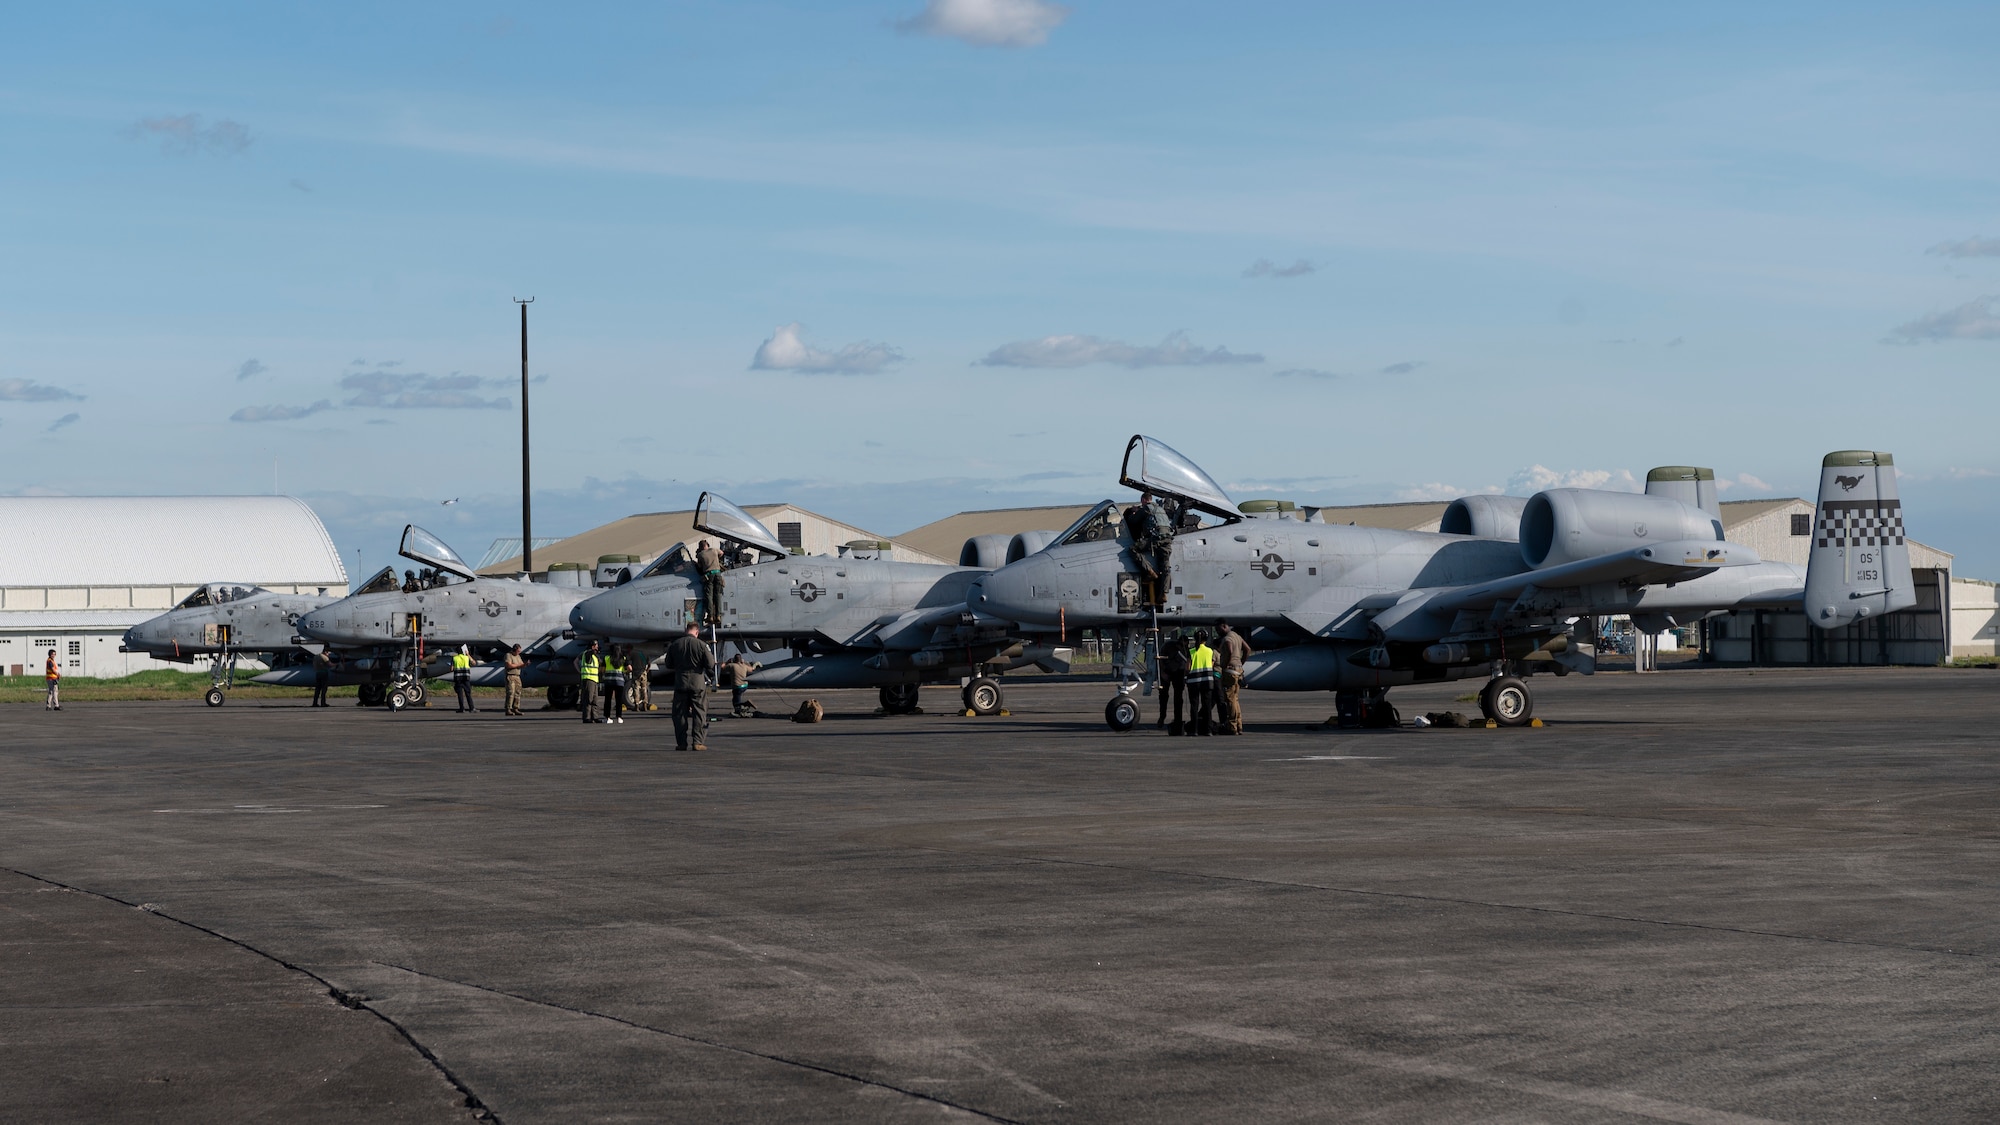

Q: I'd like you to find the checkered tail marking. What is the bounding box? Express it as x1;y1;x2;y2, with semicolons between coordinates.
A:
1815;499;1905;548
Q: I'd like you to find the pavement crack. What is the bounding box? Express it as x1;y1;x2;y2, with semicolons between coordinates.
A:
6;868;498;1124
374;959;1027;1124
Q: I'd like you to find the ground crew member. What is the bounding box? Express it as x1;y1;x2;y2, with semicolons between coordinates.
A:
603;647;628;724
1185;630;1216;736
579;641;604;723
44;648;61;711
1156;631;1188;734
664;621;714;751
451;645;476;712
310;649;333;708
719;653;759;717
502;645;526;717
1215;619;1254;735
1124;494;1162;606
627;652;650;712
695;539;725;625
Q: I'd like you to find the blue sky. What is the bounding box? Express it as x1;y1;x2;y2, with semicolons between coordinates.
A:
4;1;1997;579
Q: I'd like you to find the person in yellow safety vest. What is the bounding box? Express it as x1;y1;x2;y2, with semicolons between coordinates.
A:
451;645;477;713
45;648;62;711
1185;630;1217;737
578;640;604;724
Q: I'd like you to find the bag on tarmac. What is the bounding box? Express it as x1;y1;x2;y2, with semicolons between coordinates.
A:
1426;711;1474;728
792;699;824;724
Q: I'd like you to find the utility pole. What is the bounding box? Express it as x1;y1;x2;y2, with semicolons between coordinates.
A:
515;297;535;574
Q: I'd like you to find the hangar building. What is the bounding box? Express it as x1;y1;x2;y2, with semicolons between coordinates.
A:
894;496;1967;666
478;503;949;577
0;496;349;678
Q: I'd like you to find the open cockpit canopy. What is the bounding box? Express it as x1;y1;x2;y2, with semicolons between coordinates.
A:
176;582;268;609
399;525;477;581
694;493;789;559
1118;435;1238;521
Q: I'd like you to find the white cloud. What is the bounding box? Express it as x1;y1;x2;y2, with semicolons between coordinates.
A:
1712;472;1771;493
0;378;83;402
1394;481;1479;502
124;114;251;156
236;358;268;381
1927;237;2000;259
341;368;510;409
750;323;904;375
895;0;1068;47
1242;258;1315;279
231;400;334;423
977;331;1262;369
1508;465;1641;493
1888;295;2000;342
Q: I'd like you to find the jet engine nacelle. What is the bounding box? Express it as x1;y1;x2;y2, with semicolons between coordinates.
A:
960;534;1013;570
1006;530;1059;563
1439;495;1530;541
1520;489;1723;569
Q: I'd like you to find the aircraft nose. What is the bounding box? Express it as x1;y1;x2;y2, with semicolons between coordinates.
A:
570;588;623;635
974;556;1056;625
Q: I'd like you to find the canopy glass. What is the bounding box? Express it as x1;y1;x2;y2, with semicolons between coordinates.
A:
1118;435;1237;518
694;492;789;558
399;524;476;579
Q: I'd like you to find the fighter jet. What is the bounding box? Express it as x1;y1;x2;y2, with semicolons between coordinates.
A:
119;570;399;706
295;524;604;710
972;436;1914;730
569;493;1069;715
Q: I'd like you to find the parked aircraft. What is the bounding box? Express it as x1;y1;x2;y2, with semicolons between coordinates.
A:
971;437;1913;730
295;525;601;710
119;570;399;706
568;493;1069;714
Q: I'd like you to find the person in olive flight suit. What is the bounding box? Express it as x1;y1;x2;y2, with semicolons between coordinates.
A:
695;539;725;626
664;622;715;751
1156;631;1189;734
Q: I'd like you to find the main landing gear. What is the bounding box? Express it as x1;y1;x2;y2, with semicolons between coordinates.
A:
962;677;1003;716
1477;675;1534;727
879;683;922;714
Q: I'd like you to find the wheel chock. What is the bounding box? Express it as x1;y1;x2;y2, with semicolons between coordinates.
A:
1529;718;1545;728
1483;719;1497;728
958;709;1013;718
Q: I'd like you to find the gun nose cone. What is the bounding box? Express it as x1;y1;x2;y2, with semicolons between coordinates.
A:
977;556;1054;625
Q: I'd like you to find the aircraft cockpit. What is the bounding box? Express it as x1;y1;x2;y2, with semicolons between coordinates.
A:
1053;501;1128;547
635;543;700;581
353;566;402;595
176;583;268;609
398;524;478;588
692;491;791;566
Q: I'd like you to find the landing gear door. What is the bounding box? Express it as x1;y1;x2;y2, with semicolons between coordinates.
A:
1118;435;1239;522
694;493;789;558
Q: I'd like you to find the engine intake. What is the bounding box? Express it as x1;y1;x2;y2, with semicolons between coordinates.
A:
1519;489;1723;569
1440;495;1529;541
959;534;1013;569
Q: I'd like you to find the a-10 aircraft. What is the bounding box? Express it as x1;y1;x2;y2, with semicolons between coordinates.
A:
973;436;1914;730
569;493;1069;714
118;572;403;706
292;525;603;710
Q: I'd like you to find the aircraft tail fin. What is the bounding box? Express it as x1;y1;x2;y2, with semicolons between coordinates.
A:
1802;451;1915;630
1644;466;1720;516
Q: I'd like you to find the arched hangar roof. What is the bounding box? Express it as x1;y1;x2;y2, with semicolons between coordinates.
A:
0;496;349;588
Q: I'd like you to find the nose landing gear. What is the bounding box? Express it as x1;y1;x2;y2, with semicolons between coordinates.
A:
1478;674;1534;727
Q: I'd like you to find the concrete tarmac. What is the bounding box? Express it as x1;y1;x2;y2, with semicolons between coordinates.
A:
2;668;1997;1123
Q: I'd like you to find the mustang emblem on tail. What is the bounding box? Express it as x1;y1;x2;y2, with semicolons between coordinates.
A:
1835;474;1864;491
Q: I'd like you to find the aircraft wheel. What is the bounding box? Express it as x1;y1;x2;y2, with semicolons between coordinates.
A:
1104;695;1140;732
965;677;1003;716
203;687;226;708
387;689;409;712
879;684;920;713
407;680;427;705
1487;676;1533;727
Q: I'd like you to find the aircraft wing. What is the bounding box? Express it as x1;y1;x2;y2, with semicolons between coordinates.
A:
1427;539;1760;615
